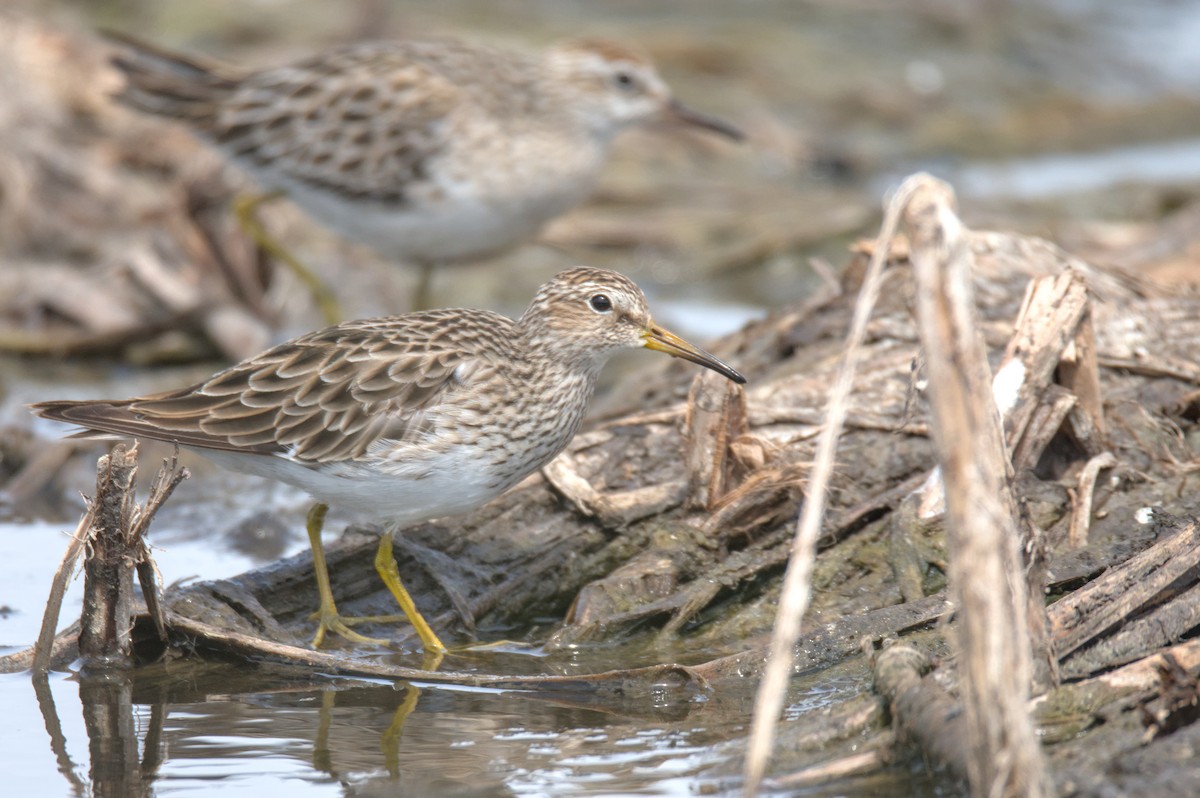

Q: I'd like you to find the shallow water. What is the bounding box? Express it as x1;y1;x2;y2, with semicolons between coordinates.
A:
5;665;915;798
883;137;1200;203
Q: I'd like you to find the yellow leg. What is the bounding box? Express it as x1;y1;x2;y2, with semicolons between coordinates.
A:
233;191;342;325
375;534;448;654
306;503;389;648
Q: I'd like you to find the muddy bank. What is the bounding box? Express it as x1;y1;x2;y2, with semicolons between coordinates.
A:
8;179;1200;793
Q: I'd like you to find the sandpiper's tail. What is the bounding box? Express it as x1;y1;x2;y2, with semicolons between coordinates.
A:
31;397;217;452
104;30;237;126
32;398;152;441
32;386;289;456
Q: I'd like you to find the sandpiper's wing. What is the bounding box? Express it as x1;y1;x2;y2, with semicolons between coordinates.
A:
107;34;467;204
31;311;506;464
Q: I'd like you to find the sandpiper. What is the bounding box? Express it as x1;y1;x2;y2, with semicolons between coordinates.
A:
107;33;744;314
32;267;746;651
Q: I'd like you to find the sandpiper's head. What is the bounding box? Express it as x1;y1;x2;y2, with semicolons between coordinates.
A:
544;39;743;142
520;267;745;383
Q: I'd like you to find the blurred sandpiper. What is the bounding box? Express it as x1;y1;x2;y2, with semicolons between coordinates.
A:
107;33;744;314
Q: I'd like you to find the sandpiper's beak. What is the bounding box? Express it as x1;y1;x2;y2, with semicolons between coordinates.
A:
666;99;745;142
642;322;746;384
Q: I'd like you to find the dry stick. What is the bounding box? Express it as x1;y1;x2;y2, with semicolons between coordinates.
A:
32;506;95;676
999;270;1093;447
740;176;916;796
917;269;1091;690
907;175;1049;797
1011;386;1077;472
1067;451;1116;549
32;450;188;674
994;270;1094;689
1058;306;1105;438
126;452;190;640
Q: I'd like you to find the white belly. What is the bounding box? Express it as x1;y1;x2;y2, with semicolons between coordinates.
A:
282;181;566;264
231;135;605;264
203;445;511;525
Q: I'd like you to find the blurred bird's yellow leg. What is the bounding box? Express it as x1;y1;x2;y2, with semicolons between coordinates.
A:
306;503;389;648
375;533;448;654
411;263;436;311
233;191;342;325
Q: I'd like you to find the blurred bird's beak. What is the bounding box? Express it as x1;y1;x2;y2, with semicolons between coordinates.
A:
666;99;745;141
642;322;746;384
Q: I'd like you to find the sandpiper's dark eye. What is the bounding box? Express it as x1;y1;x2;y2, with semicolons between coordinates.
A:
589;294;613;313
613;71;636;91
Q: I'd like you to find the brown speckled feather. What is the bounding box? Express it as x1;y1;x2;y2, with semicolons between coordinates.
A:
109;37;485;204
33;309;512;464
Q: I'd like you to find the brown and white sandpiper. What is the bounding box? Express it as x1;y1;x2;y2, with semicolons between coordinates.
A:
33;267;746;651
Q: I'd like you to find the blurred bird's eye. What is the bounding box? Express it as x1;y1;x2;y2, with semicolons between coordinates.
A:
589;294;613;313
613;72;637;91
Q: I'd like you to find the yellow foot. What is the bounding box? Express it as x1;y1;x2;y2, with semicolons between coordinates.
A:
308;612;446;668
310;609;391;649
304;508;449;655
305;502;397;649
449;639;510;651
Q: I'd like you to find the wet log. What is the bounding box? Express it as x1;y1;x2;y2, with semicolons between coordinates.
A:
872;641;968;782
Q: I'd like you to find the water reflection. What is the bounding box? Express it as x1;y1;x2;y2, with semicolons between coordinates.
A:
5;636;959;797
79;676;160;798
27;664;748;797
30;673;87;797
